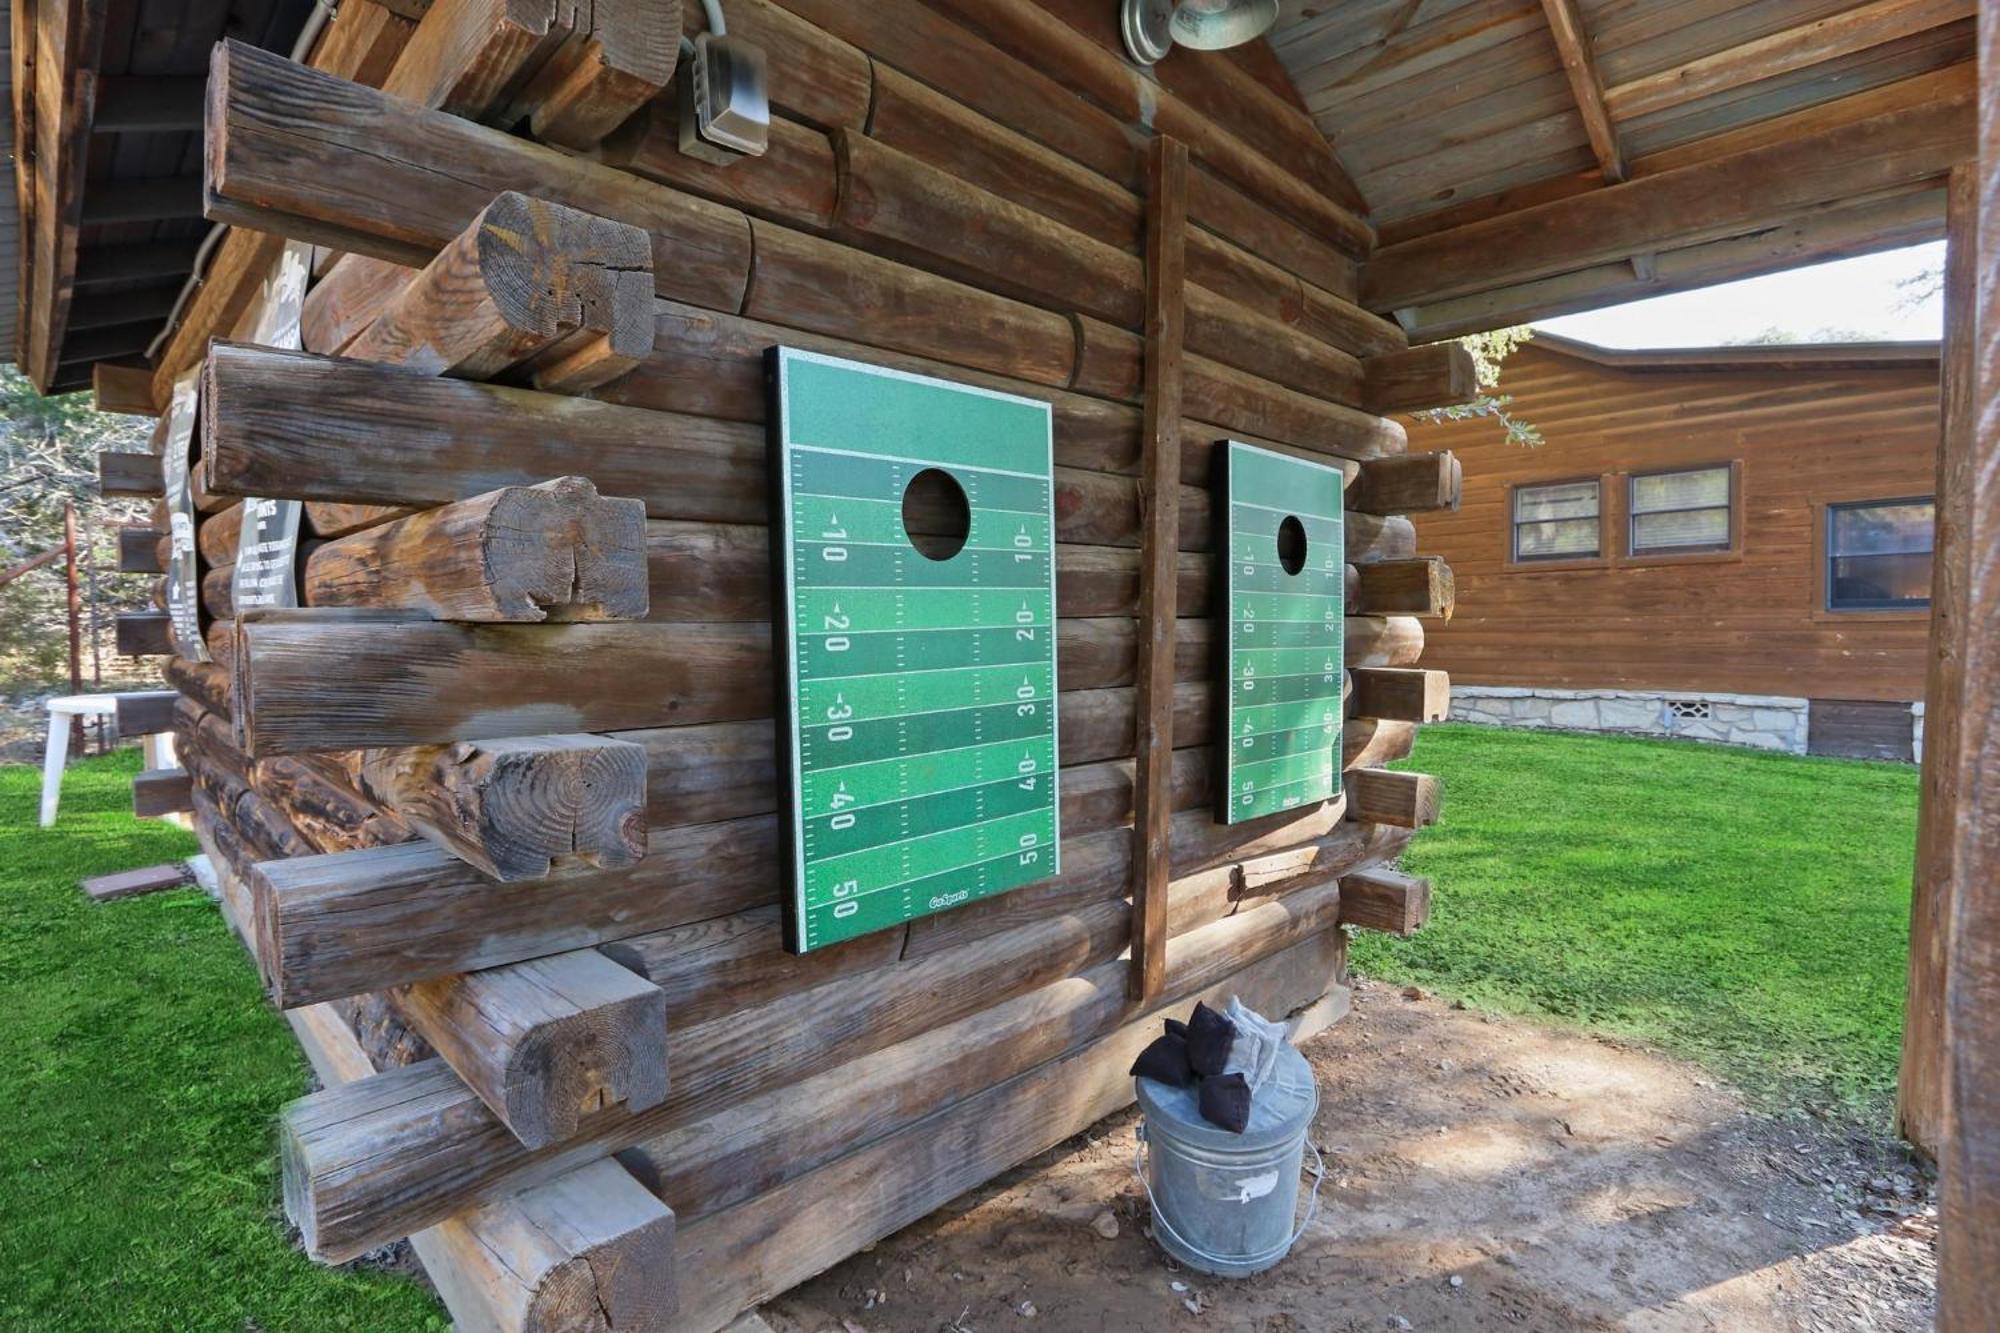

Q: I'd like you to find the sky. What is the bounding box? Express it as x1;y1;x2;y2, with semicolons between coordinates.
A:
1531;241;1946;349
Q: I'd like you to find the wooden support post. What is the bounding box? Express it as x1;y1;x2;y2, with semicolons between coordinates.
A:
1349;668;1451;723
1361;344;1480;414
1346;769;1442;829
113;690;179;736
1937;19;2000;1314
1130;136;1189;1003
302;477;649;622
390;950;669;1149
132;769;195;818
347;734;650;881
1338;868;1432;937
340;191;654;388
1351;452;1462;514
1901;162;1976;1158
284;1003;679;1329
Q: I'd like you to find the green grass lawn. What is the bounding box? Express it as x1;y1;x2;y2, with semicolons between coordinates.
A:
0;750;444;1332
1357;723;1919;1121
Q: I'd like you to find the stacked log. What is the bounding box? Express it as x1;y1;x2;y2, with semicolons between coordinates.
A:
129;1;1477;1329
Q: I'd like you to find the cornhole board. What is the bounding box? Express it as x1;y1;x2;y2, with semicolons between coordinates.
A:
1215;441;1346;825
770;348;1061;954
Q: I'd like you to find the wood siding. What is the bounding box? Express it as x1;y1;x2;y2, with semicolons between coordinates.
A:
1408;340;1939;702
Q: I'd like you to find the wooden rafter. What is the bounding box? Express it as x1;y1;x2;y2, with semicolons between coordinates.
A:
1604;0;1973;122
1538;0;1624;183
1364;81;1973;313
13;0;110;392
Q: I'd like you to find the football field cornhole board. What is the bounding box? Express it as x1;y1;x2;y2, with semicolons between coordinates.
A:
771;348;1061;954
1216;441;1346;825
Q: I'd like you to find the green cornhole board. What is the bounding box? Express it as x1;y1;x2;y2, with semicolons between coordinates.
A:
771;348;1062;954
1215;440;1346;825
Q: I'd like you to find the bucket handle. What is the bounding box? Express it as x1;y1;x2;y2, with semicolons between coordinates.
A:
1132;1124;1326;1273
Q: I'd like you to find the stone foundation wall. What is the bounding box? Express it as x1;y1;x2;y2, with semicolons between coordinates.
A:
1450;685;1812;754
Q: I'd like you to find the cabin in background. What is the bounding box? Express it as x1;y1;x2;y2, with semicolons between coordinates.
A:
1408;333;1940;761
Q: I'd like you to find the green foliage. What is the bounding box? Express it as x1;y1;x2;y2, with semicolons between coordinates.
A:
1721;326;1887;345
1413;326;1543;447
1354;725;1918;1122
0;368;158;695
0;752;445;1331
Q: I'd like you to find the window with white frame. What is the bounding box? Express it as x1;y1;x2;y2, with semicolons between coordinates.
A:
1826;498;1934;611
1628;465;1733;556
1511;480;1601;562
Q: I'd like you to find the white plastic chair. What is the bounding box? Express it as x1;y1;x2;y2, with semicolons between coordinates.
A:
40;694;122;827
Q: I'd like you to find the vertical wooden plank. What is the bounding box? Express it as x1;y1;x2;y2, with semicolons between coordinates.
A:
1900;163;1976;1158
1129;136;1189;1003
1939;10;2000;1320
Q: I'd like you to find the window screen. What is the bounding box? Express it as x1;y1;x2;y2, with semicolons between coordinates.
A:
1629;466;1732;555
1512;480;1600;561
1827;499;1934;611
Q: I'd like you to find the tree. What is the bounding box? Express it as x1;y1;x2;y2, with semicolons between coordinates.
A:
1413;326;1543;447
0;367;158;695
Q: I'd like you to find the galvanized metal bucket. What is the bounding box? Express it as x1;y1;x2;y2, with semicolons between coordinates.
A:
1133;1041;1323;1278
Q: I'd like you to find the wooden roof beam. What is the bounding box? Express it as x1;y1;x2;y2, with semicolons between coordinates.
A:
1604;0;1973;122
1538;0;1624;183
1392;185;1948;341
75;240;204;286
1364;81;1973;312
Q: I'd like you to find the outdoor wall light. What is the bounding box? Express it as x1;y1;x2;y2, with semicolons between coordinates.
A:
1120;0;1281;65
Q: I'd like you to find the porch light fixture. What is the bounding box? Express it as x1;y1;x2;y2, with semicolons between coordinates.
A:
1120;0;1280;65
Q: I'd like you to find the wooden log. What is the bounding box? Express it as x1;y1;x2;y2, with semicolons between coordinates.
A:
304;477;647;622
340;192;654;388
117;527;166;573
1351;452;1462;515
650;924;1349;1333
302;255;414;355
1363;344;1480;415
1365;84;1976;311
207;40;754;311
1349;668;1451;723
285;1002;680;1330
116;612;173;656
677;0;872;132
98;452;163;498
81;862;194;901
1355;557;1455;619
196;502;245;568
1339;868;1432;937
347;735;649;881
392;950;668;1149
251;756;416;854
251;782;1356;1008
229;611;1317;754
1130;135;1188;1003
133;768;194;818
598;98;842;232
92;363;159;416
281;877;1358;1263
878;0;1373;255
305;503;417;539
498;0;676;151
162;655;232;719
829;130;1369;403
113;690;179;736
1346;769;1442;830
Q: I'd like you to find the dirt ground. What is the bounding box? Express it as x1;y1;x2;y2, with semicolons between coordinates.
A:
763;979;1935;1333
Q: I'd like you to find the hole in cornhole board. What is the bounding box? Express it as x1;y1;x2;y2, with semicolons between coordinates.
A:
903;467;972;562
1277;514;1309;576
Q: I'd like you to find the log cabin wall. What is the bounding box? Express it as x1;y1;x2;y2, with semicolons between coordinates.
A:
117;1;1467;1328
1404;336;1940;754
